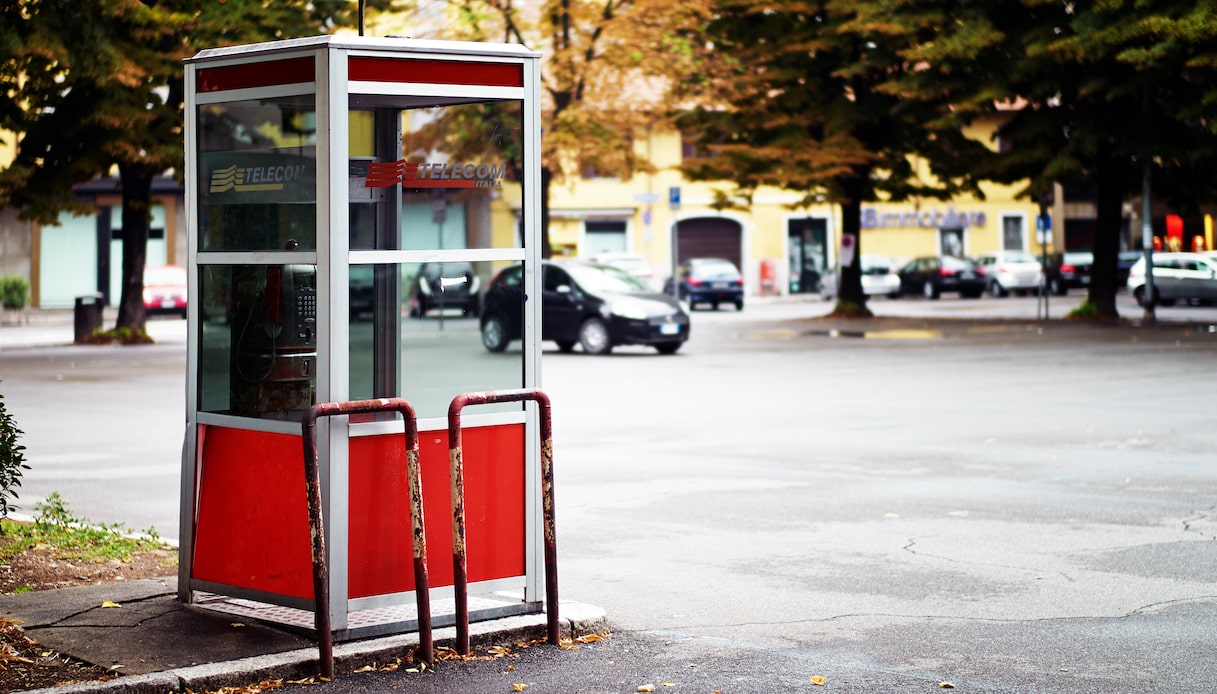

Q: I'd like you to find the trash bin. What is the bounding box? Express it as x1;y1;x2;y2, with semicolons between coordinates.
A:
73;293;105;343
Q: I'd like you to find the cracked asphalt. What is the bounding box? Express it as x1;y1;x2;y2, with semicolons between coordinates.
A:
268;311;1217;693
6;301;1216;693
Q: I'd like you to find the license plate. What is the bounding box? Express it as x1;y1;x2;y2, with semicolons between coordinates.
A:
659;324;680;335
161;300;176;309
712;282;728;289
959;272;974;279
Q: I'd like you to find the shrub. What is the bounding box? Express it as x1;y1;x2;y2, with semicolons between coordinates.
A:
0;277;29;311
0;390;29;520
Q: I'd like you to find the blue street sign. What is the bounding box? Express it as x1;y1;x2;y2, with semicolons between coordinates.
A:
669;186;681;207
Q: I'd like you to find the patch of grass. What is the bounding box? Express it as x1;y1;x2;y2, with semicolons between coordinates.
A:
78;327;154;345
0;493;166;563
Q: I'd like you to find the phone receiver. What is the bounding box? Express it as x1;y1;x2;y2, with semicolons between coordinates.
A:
264;267;283;326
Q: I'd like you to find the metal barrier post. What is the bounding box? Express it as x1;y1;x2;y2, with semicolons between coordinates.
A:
447;388;558;655
302;398;434;679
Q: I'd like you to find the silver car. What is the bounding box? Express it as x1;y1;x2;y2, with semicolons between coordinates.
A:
1128;251;1217;306
819;255;901;300
974;250;1043;297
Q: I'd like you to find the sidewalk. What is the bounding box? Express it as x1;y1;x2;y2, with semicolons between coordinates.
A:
0;577;606;694
0;309;187;350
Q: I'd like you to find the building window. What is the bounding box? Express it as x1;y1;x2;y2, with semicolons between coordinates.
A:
1002;215;1024;250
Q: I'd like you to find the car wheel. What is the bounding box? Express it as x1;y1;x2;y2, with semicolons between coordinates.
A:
1133;286;1155;307
989;281;1007;298
556;341;576;353
734;300;744;311
922;280;940;300
481;316;508;352
579;317;613;355
655;342;682;355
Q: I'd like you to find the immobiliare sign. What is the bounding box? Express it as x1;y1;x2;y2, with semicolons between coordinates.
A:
861;206;987;229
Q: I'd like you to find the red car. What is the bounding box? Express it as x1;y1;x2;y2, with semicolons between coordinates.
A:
143;265;188;318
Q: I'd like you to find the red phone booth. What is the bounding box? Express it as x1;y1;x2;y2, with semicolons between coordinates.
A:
179;35;543;641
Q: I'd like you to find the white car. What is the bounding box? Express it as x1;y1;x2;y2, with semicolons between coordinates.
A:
818;255;901;300
974;250;1043;297
588;252;656;289
1128;251;1217;307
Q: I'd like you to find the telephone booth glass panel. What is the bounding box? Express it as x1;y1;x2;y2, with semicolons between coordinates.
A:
197;96;318;252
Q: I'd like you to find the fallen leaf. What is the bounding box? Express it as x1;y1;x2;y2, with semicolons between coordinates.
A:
101;600;121;608
663;683;676;688
507;664;516;671
811;674;827;686
574;633;604;643
939;683;956;689
512;684;528;692
638;686;656;693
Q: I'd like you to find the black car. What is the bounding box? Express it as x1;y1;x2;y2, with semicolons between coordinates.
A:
664;258;745;311
479;261;690;355
897;255;985;299
1117;251;1143;289
1042;251;1093;295
408;261;481;318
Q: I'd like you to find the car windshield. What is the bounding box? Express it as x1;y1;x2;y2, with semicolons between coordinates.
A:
145;266;186;285
422;262;472;279
860;256;890;274
690;260;740;278
1003;252;1038;263
567;264;649;292
941;256;976;270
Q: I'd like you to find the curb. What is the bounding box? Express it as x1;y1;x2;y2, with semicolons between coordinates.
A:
17;602;607;694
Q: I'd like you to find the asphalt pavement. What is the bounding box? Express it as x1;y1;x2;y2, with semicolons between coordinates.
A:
2;295;1217;693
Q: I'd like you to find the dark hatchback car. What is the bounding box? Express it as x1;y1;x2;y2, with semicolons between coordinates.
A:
664;257;745;311
1042;251;1093;295
480;261;690;355
897;255;985;299
408;261;481;318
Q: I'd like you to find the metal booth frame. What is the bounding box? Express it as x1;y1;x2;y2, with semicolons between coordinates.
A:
178;35;543;641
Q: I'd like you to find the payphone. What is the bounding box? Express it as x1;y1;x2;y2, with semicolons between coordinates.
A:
230;256;317;418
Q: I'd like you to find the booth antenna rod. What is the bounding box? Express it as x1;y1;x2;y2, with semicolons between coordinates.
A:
358;0;365;36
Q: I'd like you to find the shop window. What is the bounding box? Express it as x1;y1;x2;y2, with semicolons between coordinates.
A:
939;228;965;257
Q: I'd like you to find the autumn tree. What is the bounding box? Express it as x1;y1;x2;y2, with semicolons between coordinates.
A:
883;0;1217;320
409;0;708;258
0;0;360;333
674;0;990;316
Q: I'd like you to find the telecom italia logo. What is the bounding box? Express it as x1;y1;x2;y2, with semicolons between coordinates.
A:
209;163;310;193
365;160;506;189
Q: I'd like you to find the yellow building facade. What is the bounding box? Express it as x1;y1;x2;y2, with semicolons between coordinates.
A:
518;124;1051;297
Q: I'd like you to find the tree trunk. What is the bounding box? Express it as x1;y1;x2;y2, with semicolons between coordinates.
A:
1087;152;1124;319
833;174;871;317
115;163;154;332
540;165;554;259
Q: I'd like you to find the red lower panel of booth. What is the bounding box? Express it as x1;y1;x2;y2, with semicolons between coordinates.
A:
191;424;526;601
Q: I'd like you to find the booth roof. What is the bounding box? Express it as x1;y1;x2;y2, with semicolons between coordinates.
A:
188;34;539;63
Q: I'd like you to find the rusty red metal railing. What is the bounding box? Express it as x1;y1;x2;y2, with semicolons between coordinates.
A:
301;398;434;679
447;388;558;655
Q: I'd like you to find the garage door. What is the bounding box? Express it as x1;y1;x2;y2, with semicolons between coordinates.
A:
675;217;742;269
